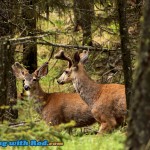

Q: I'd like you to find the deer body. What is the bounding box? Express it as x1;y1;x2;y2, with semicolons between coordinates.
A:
29;82;96;127
56;50;127;134
12;62;96;128
73;68;126;126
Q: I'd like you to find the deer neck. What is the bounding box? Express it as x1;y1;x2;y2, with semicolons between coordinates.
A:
29;82;47;101
72;67;100;107
26;82;48;113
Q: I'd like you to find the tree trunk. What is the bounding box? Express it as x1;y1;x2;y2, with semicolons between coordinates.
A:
0;0;18;122
22;0;37;73
126;0;150;149
73;0;94;46
5;43;18;121
0;39;18;122
0;40;8;122
117;0;133;112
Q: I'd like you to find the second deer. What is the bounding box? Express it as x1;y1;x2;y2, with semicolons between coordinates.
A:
12;62;96;129
55;50;127;134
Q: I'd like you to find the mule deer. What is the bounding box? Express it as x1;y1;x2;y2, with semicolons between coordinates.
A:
12;62;96;128
55;50;127;134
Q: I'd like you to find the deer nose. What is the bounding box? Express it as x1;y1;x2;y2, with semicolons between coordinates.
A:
57;80;64;85
24;85;30;91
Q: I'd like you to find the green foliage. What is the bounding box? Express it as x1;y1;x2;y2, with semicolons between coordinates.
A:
2;95;126;150
0;98;69;150
62;130;125;150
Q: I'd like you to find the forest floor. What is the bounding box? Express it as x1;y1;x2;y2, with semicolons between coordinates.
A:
61;129;125;150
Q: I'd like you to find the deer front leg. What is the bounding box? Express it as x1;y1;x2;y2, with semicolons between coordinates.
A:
91;108;117;135
98;116;117;135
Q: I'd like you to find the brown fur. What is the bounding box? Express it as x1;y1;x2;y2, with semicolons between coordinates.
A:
28;81;96;127
12;62;96;128
57;53;127;134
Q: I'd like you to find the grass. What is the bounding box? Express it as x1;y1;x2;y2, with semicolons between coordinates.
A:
0;130;125;150
62;130;125;150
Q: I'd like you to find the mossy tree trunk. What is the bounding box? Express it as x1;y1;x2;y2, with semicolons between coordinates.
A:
0;40;8;122
73;0;94;46
0;40;18;122
126;0;150;149
0;0;18;122
22;0;37;73
7;44;17;101
117;0;133;111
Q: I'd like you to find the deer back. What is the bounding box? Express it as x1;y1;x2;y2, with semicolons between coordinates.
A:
42;92;96;127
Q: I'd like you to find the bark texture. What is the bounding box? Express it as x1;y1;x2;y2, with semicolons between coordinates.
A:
73;0;94;46
22;0;37;73
117;0;133;111
126;0;150;149
0;0;18;121
0;40;18;121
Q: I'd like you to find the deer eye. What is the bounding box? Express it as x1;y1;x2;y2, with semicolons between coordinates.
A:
65;70;69;74
33;78;37;81
21;71;24;75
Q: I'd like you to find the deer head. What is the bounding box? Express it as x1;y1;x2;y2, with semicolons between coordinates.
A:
54;50;89;84
12;62;49;91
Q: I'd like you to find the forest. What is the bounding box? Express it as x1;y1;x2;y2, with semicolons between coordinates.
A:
0;0;149;150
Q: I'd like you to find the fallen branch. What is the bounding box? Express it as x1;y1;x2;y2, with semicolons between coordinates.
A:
0;32;121;52
37;40;119;52
11;39;118;52
7;30;75;44
8;31;57;44
1;33;124;52
38;40;136;55
8;120;40;128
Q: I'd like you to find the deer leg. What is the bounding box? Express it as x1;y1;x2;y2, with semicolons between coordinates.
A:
91;108;117;134
98;122;110;134
97;116;117;135
91;108;109;134
91;106;118;135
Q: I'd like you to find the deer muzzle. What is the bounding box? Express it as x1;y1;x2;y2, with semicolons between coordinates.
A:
57;79;64;85
24;85;30;91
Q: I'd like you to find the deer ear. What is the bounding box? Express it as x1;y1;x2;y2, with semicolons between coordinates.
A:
79;50;89;64
12;62;28;80
73;51;80;64
34;62;49;78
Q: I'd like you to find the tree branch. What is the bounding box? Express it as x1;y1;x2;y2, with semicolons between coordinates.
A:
1;33;123;52
8;32;57;44
39;39;114;52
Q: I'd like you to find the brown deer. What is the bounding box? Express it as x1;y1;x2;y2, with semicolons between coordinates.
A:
55;50;127;134
12;62;96;128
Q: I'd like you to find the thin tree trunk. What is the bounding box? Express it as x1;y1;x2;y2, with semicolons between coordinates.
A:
73;0;94;46
23;43;37;73
0;40;18;122
22;0;37;73
5;43;18;121
0;0;18;122
117;0;133;112
7;44;17;100
0;40;8;122
126;0;150;149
